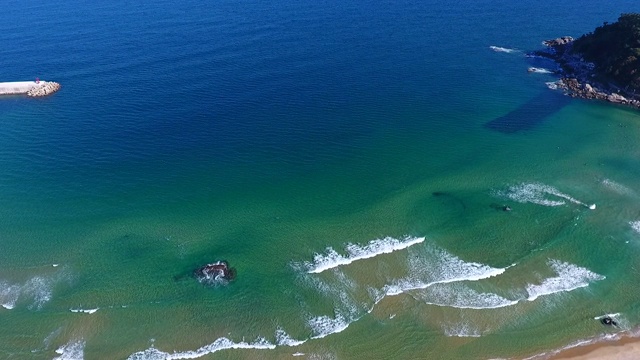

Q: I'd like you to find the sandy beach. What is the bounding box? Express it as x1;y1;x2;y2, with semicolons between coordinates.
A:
551;333;640;360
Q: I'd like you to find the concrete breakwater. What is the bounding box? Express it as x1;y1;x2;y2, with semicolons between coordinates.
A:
0;81;61;97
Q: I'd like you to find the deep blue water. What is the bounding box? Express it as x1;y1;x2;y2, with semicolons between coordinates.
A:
2;0;640;359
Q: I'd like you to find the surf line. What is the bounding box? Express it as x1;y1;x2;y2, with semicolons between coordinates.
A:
303;236;426;274
549;190;596;210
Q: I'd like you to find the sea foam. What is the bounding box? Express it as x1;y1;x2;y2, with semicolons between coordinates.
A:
381;248;509;298
0;281;20;309
414;283;519;309
0;272;63;310
127;337;276;360
528;67;553;74
443;322;482;338
526;260;605;301
489;46;518;53
602;178;634;196
275;328;306;347
497;183;594;209
299;236;425;274
53;339;85;360
70;308;99;314
308;313;352;339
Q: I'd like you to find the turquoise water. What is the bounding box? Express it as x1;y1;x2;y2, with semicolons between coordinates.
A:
2;0;640;358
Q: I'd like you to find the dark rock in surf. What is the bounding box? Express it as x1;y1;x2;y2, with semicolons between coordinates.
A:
600;316;617;326
194;260;236;283
490;203;512;212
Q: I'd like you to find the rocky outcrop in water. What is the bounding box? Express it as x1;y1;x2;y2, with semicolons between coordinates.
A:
194;260;236;284
528;14;640;110
530;38;640;110
27;82;61;97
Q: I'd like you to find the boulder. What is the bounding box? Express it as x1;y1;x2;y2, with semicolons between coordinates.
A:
607;93;627;103
543;36;574;47
194;260;236;283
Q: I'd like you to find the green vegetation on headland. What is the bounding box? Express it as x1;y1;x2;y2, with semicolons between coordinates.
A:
572;13;640;91
530;13;640;108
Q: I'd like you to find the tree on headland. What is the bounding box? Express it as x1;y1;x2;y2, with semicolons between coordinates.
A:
572;13;640;90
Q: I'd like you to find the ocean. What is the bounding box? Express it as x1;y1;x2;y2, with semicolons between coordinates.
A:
1;0;640;358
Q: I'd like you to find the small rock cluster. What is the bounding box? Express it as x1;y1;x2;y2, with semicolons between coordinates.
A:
542;36;574;47
27;81;61;97
549;78;640;107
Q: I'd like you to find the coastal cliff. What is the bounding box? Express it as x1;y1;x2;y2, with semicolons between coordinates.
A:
530;13;640;109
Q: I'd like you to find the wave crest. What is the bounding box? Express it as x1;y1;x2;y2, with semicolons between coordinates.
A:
526;260;605;301
297;236;425;274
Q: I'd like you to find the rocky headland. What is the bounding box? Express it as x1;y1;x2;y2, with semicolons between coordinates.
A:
528;13;640;109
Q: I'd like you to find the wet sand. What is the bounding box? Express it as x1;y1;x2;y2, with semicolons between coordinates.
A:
550;334;640;360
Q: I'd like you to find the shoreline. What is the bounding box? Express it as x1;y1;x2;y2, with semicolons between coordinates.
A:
523;328;640;360
551;332;640;359
529;37;640;110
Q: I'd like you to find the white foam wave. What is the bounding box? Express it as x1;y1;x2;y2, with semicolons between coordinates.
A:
127;337;276;360
0;273;59;310
0;281;20;309
53;339;85;360
630;221;640;234
70;308;99;314
498;183;594;209
526;260;605;301
546;81;560;90
293;353;305;357
489;46;518;53
414;284;519;309
381;249;509;298
308;313;352;339
602;179;634;195
23;276;53;309
275;328;306;347
528;67;553;74
594;313;620;320
301;236;425;274
443;323;482;338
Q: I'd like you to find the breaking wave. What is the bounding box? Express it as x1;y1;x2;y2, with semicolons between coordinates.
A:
297;236;425;274
496;183;594;209
381;248;509;298
308;313;352;339
0;269;68;310
127;337;276;360
546;81;560;90
70;308;99;314
275;328;306;347
414;283;519;309
630;221;640;234
53;339;85;360
593;313;620;320
526;260;605;301
0;281;20;309
528;67;553;74
489;46;518;53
